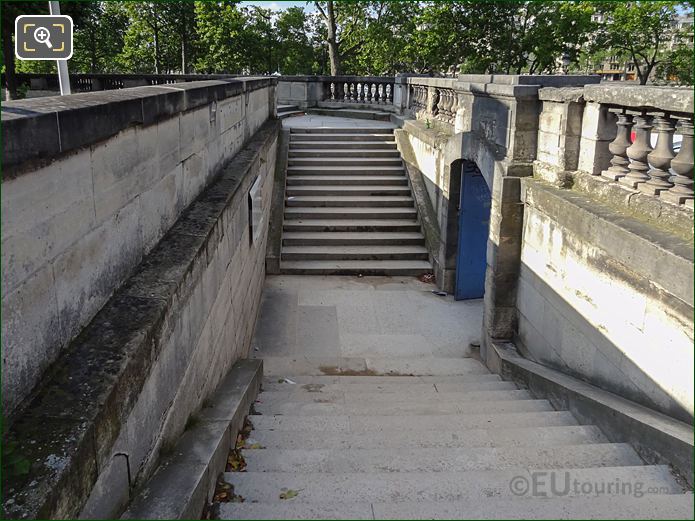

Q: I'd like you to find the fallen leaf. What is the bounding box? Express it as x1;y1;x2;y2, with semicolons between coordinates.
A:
279;489;299;500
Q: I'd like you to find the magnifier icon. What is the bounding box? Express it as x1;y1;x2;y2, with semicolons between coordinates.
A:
34;26;53;49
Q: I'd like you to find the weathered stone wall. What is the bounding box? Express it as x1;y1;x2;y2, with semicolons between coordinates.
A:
1;78;275;420
517;180;694;423
3;118;279;519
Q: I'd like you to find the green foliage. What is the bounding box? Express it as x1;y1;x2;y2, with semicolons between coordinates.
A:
657;44;695;84
594;1;688;84
1;0;691;85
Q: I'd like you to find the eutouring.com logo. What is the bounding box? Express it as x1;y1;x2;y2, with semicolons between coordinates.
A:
509;472;673;498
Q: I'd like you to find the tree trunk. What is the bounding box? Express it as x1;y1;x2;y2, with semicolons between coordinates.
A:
2;22;18;99
154;27;160;74
326;0;341;76
181;38;187;73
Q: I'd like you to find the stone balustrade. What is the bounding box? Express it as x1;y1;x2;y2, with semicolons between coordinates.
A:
2;72;242;96
537;85;694;213
405;77;460;127
602;108;694;206
585;86;694;208
322;76;394;105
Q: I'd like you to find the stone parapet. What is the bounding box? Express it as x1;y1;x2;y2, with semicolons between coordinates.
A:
1;77;276;173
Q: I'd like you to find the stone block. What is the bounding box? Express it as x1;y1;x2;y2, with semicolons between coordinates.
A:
1;264;61;417
53;198;143;343
139;165;184;252
156;115;181;177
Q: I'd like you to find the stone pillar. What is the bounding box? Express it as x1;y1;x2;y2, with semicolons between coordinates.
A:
534;88;585;187
577;102;617;176
392;74;409;114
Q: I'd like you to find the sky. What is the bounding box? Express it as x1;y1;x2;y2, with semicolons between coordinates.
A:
239;1;317;12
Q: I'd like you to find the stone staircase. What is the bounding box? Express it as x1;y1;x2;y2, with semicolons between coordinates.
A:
219;361;692;519
278;104;304;119
280;128;432;276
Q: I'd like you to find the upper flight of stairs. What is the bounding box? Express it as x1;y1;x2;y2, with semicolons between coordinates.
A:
280;128;432;276
219;364;693;519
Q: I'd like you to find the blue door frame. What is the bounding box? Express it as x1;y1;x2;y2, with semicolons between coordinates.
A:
454;164;491;300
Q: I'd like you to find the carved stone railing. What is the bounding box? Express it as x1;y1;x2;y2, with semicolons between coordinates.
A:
321;76;394;105
584;85;694;207
276;75;395;110
2;72;241;95
405;77;460;128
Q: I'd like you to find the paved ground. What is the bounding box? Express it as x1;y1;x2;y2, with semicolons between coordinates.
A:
282;114;396;130
251;275;483;373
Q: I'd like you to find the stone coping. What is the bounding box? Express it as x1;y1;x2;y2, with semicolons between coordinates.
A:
538;87;586;102
1;77;276;173
488;341;694;487
122;359;263;520
279;75;395;82
458;74;601;86
583;84;694;114
1;120;280;520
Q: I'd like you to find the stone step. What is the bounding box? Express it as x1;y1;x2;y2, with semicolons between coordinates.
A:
262;380;515;395
288;157;403;167
257;388;530;404
279;259;432;276
287;165;405;175
286;185;411;196
285;196;413;207
289;140;397;149
259;356;486;377
261;374;503;385
222;465;683;503
219;494;695;520
248;411;579;433
242;425;608;450
282;219;420;232
240;443;643;473
282;231;425;246
254;398;553;416
278;104;300;111
278;110;304;119
286;175;407;186
289;149;401;158
290;128;394;134
291;133;396;142
284;207;417;220
281;245;428;261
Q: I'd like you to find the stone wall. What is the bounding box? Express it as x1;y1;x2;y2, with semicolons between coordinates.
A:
1;78;275;420
517;180;694;423
3;116;279;519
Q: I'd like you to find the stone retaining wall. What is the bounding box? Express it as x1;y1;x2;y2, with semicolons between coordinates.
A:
517;180;694;423
3;120;279;520
1;78;275;419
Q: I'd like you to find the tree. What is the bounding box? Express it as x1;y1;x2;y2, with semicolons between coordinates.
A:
1;1;49;99
595;1;685;84
657;43;694;84
275;7;315;75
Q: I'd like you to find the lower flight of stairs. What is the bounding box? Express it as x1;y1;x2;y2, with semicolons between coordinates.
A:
280;127;432;276
278;104;304;119
218;360;693;519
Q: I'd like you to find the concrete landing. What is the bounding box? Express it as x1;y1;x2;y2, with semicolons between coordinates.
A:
251;275;482;363
282;114;395;130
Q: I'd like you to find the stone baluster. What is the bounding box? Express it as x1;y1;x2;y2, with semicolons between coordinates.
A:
431;88;440;119
374;83;381;104
358;82;365;103
662;119;694;205
365;83;372;103
349;82;356;102
619;112;653;188
385;84;392;104
602;109;634;180
640;115;676;195
450;90;459;124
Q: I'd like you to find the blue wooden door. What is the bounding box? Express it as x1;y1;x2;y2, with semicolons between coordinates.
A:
454;165;491;300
